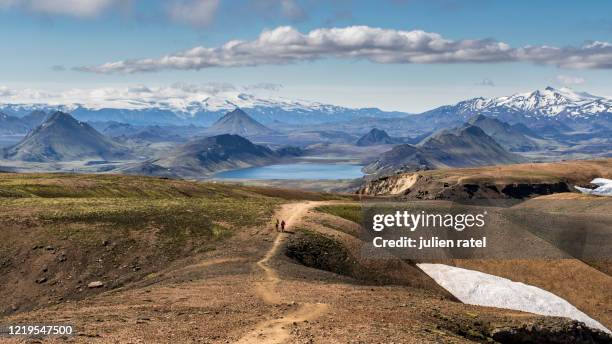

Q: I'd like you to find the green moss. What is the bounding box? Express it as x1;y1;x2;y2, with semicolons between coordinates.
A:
0;173;350;201
211;225;232;239
0;173;283;263
316;204;363;224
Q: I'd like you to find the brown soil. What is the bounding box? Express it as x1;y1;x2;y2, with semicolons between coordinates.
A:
1;199;610;343
358;158;612;199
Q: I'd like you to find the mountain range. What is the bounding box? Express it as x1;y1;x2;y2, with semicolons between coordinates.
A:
420;87;612;133
0;91;407;126
1;86;610;177
363;125;525;176
0;110;298;175
1;87;610;130
447;87;611;119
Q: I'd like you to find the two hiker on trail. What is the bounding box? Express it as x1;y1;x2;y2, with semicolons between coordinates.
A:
275;219;286;232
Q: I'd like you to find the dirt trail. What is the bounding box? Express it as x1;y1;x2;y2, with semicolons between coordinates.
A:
235;303;329;344
236;201;340;344
253;201;316;304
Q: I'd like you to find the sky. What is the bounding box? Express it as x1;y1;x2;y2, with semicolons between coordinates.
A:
0;0;611;112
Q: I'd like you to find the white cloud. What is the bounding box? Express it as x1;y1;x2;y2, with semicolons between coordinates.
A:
0;86;16;97
0;86;56;101
167;0;219;27
1;0;120;18
76;26;515;73
76;26;612;74
515;41;612;69
556;74;585;86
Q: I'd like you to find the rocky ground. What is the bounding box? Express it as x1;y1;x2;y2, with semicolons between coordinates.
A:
1;199;610;343
358;158;612;199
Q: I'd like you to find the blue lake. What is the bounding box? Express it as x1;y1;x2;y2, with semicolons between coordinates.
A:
214;163;364;180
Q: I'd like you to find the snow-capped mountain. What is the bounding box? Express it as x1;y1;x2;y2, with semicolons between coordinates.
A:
415;87;612;140
0;88;407;126
1;86;610;128
424;87;612;121
472;87;611;118
0;103;78;118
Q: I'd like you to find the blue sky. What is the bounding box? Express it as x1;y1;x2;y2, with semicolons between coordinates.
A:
1;0;611;112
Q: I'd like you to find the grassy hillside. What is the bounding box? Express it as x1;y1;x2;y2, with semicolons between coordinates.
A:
0;173;344;315
316;204;363;224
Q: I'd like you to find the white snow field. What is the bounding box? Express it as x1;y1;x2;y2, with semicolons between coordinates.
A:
575;178;612;197
417;263;610;333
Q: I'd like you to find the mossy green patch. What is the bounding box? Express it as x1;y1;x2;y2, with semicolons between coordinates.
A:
316;204;363;224
0;173;284;264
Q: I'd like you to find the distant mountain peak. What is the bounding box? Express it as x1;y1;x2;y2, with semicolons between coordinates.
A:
205;108;276;137
5;111;129;162
425;124;489;144
42;111;80;126
356;128;401;146
137;133;278;177
364;123;524;176
460;124;488;136
47;110;72;121
225;108;249;117
466;114;540;152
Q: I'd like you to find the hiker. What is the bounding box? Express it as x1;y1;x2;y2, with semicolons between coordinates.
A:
275;219;280;232
281;220;286;232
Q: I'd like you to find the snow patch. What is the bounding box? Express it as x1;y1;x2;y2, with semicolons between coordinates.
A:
575;178;612;196
417;263;610;333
